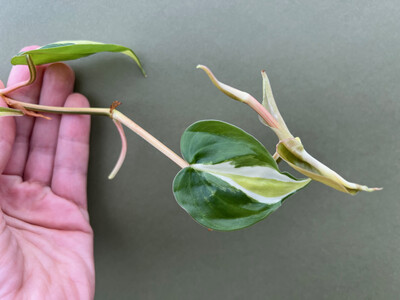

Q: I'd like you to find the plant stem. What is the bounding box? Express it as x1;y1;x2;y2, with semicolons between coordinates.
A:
0;55;37;95
4;97;189;169
112;110;189;168
4;97;110;116
108;119;128;179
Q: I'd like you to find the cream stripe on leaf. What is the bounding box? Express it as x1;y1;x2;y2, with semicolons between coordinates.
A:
11;40;145;76
173;120;310;231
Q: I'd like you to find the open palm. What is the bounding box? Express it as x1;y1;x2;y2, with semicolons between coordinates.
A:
0;47;94;299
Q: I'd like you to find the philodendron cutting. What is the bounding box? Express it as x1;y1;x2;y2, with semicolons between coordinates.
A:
0;41;381;231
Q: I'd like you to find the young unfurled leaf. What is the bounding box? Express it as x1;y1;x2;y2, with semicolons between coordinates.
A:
276;137;381;194
173;120;310;231
259;71;381;194
198;66;381;194
11;40;145;76
0;106;23;117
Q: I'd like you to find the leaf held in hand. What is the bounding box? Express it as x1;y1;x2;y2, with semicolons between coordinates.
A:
10;40;145;76
173;120;310;231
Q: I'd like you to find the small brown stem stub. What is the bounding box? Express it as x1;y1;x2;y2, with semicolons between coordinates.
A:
110;101;122;114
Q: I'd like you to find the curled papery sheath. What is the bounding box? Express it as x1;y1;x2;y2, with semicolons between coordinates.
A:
198;65;382;194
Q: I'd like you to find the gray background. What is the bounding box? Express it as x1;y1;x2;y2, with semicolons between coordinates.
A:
1;1;399;299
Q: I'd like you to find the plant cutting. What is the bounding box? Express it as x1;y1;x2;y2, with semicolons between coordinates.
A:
0;41;381;231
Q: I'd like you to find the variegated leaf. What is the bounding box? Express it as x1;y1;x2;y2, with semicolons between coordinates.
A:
173;120;310;231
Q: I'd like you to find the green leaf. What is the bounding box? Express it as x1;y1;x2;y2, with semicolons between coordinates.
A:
0;107;23;117
173;120;310;231
11;40;145;76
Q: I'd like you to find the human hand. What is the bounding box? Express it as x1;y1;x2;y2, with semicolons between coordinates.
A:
0;47;94;299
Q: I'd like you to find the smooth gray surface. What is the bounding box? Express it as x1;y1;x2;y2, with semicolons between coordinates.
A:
1;1;399;299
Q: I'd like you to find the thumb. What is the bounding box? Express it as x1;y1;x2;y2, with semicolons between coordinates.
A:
0;80;16;174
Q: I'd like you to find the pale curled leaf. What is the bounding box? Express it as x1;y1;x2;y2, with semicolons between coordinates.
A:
259;70;291;133
198;65;381;194
261;71;381;194
277;137;382;194
197;65;280;129
11;40;146;76
0;106;24;117
173;120;310;231
196;65;251;103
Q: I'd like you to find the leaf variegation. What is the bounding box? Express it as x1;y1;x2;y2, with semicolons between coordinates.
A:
173;120;310;231
0;106;23;117
11;40;145;76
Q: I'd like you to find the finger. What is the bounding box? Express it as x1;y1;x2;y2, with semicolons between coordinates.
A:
52;93;90;208
3;45;46;176
0;81;16;174
24;63;75;184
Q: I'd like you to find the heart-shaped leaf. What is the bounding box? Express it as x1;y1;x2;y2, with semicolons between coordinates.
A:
173;120;310;231
11;40;145;76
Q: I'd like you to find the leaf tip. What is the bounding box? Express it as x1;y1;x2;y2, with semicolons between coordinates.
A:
139;66;147;77
196;65;251;103
363;186;383;192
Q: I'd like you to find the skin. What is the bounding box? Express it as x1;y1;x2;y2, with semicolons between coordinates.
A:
0;47;94;299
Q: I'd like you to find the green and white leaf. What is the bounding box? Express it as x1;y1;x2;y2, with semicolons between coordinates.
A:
0;107;23;117
11;40;145;76
173;120;310;231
